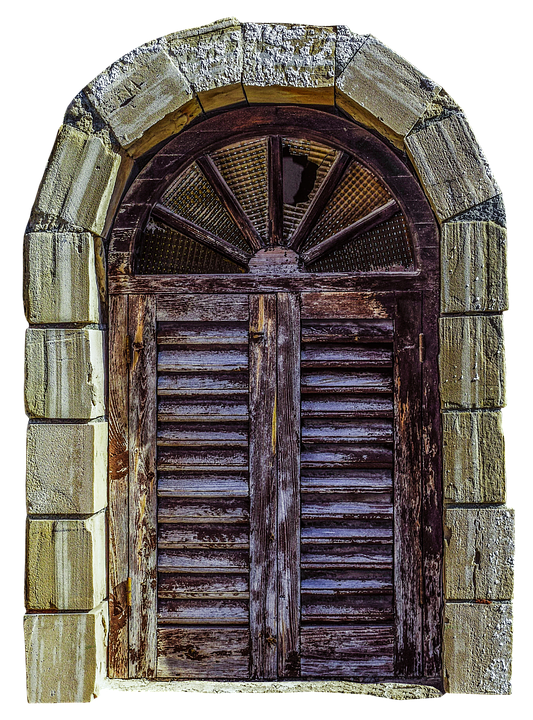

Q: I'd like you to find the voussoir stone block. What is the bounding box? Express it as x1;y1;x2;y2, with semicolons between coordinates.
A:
25;328;105;419
443;602;512;694
406;113;500;221
335;27;368;78
26;511;106;611
23;232;100;324
33;125;121;236
242;23;335;105
444;507;514;600
85;43;197;149
336;36;441;146
24;602;108;703
443;411;505;504
439;315;505;409
441;222;508;313
165;18;246;112
26;421;108;515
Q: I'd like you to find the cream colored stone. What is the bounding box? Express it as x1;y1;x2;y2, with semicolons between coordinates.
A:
26;421;107;515
25;328;105;419
443;602;512;694
439;315;505;409
406;113;500;221
242;23;335;105
444;507;514;600
165;18;246;112
23;232;100;324
336;36;440;144
26;512;106;611
85;44;195;147
335;27;368;77
24;602;108;703
33;125;120;235
443;411;505;504
441;222;508;313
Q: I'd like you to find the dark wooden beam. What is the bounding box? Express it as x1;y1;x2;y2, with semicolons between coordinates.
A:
302;199;399;266
268;136;283;246
152;203;251;267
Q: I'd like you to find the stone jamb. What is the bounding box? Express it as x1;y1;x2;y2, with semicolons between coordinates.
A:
23;19;513;702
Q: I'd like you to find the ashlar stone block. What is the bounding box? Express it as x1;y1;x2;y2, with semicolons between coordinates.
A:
444;507;514;600
336;36;441;146
33;125;120;236
26;421;108;515
165;18;246;112
443;602;512;694
25;328;105;419
441;222;508;313
439;315;505;409
243;23;335;105
406;113;500;221
26;512;106;611
24;602;108;703
23;232;100;325
443;411;505;504
335;27;368;78
85;44;198;149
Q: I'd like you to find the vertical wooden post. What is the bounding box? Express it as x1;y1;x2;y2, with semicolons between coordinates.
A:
249;293;278;679
128;295;158;678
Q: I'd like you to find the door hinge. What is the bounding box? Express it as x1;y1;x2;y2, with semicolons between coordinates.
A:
127;577;132;608
418;333;425;363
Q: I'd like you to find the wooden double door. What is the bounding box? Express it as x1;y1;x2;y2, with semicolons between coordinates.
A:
109;288;440;682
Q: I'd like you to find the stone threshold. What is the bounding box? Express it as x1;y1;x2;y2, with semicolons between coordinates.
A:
104;678;443;699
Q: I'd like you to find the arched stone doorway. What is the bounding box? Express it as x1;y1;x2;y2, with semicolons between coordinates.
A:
23;20;513;702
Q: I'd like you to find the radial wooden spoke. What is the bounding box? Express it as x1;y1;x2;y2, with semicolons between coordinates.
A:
196;155;263;251
288;151;352;252
152;203;251;267
268;136;283;246
302;199;400;266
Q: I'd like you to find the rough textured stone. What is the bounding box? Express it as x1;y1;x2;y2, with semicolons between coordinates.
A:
63;90;119;152
26;512;106;611
443;602;512;694
165;18;246;112
106;678;442;699
335;26;368;77
443;411;505;504
406;114;500;221
85;44;197;148
242;23;335;105
33;125;121;236
26;421;108;515
441;222;508;313
453;195;506;228
336;36;441;146
25;328;105;419
24;602;108;703
444;507;514;600
439;315;505;409
23;232;101;325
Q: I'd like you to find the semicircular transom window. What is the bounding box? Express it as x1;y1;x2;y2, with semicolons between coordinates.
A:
135;135;414;275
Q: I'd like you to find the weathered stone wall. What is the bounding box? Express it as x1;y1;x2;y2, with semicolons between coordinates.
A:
24;18;513;701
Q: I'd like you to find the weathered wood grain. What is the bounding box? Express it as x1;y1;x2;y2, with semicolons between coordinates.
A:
301;319;393;343
157;473;249;498
158;572;249;598
158;497;249;523
156;293;249;322
301;595;393;622
158;598;249;624
268;137;283;245
301;292;391;319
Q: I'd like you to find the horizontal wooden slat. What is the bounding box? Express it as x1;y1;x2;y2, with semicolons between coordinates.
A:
158;447;248;470
301;525;392;544
301;345;392;368
302;594;393;622
302;418;392;443
158;371;248;395
301;543;392;569
157;422;248;447
301;319;393;343
301;444;393;467
301;500;393;520
158;549;249;572
158;397;248;422
156;294;249;322
157;627;250;679
302;394;393;418
301;569;393;594
158;473;249;498
157;322;248;346
158;497;249;523
158;348;248;372
301;370;393;393
301;292;391;320
158;523;249;549
300;625;394;677
301;468;392;493
158;572;249;598
158;599;249;624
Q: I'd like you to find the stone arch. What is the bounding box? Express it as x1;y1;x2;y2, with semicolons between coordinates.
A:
23;19;513;703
